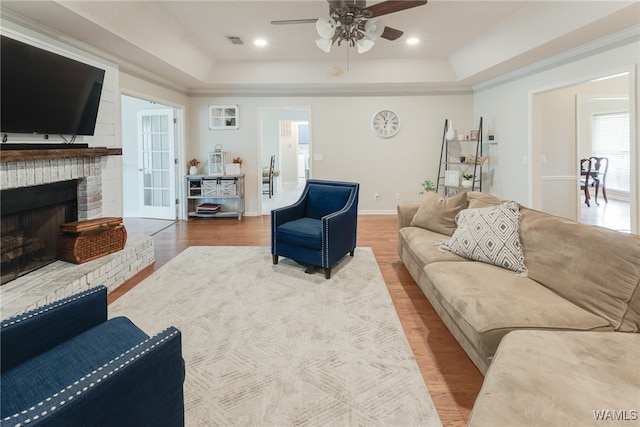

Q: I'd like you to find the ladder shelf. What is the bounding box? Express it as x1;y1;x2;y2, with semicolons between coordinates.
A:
436;117;484;196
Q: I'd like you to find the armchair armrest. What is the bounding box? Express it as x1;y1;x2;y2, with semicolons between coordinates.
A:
271;199;306;228
1;285;107;373
4;327;185;427
322;196;358;266
323;211;356;258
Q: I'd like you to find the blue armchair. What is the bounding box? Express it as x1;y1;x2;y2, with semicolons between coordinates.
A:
271;179;359;279
1;286;185;426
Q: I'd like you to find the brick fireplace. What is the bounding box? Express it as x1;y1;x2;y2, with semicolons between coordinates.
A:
1;149;110;283
0;147;155;318
0;148;111;219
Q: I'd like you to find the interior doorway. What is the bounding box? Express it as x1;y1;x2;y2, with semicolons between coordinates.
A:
531;71;635;233
258;107;311;215
121;94;184;220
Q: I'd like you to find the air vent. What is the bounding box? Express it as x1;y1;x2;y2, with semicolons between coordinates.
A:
226;36;244;45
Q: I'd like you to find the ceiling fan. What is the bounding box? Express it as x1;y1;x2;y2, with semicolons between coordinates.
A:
271;0;428;54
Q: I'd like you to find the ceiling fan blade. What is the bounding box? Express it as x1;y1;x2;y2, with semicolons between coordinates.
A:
271;19;319;25
367;0;428;18
380;26;403;40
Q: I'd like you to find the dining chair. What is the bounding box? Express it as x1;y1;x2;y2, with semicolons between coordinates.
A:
580;158;592;207
589;156;609;205
262;155;275;198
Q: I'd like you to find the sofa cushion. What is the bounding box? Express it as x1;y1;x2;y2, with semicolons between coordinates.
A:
399;227;469;269
410;191;468;236
468;330;640;427
519;207;640;332
424;262;612;364
1;316;149;417
466;192;504;209
440;201;528;276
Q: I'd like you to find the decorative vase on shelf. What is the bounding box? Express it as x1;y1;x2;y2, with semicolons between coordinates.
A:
446;120;456;142
189;165;198;175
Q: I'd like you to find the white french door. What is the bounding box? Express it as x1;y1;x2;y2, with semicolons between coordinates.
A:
137;109;176;219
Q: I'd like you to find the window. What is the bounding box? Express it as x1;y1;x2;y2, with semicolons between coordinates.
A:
592;112;630;193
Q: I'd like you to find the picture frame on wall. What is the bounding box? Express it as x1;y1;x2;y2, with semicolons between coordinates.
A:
208;105;239;130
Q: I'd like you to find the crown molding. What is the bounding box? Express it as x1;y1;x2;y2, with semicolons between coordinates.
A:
473;25;640;93
1;9;190;94
188;83;473;98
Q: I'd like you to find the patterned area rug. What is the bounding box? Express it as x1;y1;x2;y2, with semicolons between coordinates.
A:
109;246;441;426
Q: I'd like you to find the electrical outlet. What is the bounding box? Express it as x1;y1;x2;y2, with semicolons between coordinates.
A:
374;192;380;201
395;193;401;200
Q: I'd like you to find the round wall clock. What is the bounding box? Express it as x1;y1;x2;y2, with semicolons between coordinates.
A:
371;109;400;138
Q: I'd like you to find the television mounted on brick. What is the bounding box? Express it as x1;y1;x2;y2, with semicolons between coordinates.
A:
1;35;105;136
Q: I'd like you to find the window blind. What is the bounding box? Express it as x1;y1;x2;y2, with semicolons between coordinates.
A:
592;112;630;193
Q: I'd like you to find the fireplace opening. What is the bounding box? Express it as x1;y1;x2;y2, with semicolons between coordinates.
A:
1;180;78;285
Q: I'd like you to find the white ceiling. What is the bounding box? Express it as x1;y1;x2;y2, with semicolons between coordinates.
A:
1;0;638;94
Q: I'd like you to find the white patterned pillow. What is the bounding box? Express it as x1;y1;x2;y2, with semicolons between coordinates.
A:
439;201;528;276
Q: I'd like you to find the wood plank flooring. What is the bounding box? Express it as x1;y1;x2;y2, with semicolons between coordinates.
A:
110;215;483;426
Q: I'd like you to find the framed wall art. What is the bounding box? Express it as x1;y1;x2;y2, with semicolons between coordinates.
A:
208;105;238;129
445;170;460;187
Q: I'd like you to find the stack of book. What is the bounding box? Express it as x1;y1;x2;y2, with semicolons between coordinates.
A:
196;203;221;215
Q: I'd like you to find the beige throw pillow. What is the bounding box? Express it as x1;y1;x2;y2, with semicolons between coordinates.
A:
410;192;468;236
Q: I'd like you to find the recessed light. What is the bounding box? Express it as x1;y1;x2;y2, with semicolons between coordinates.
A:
254;39;267;47
406;38;419;45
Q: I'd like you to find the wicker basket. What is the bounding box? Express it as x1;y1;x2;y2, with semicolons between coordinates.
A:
57;217;127;264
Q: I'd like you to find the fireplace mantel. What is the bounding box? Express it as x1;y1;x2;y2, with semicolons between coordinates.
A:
0;147;122;163
1;148;119;220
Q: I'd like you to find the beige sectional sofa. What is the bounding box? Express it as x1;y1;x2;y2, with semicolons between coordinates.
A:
398;192;640;425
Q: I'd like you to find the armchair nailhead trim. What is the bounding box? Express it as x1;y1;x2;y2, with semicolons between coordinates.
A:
1;287;104;329
1;328;179;426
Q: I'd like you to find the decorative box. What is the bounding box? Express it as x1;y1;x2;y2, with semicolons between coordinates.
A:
225;163;241;175
202;180;219;196
219;180;237;196
57;217;127;264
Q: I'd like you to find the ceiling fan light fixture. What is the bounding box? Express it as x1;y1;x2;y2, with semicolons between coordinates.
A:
316;17;337;39
356;38;375;54
364;18;385;41
315;38;333;53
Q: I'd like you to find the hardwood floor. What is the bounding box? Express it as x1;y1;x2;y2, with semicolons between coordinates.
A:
110;215;483;426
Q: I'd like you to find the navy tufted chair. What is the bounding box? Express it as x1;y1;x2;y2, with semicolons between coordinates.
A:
271;179;359;279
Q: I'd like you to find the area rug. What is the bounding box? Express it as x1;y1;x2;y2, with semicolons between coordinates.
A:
109;246;441;426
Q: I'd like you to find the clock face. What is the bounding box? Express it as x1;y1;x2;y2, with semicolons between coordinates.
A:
371;110;400;138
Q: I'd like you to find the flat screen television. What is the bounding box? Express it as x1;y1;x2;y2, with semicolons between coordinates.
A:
1;36;106;136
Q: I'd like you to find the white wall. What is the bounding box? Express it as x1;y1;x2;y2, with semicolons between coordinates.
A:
188;94;473;215
473;39;639;232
